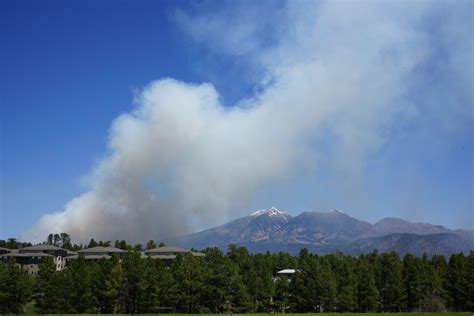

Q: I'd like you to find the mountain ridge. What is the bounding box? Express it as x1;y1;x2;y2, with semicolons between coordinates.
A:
167;207;473;256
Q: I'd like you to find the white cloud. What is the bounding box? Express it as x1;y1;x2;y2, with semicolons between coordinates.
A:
23;0;473;242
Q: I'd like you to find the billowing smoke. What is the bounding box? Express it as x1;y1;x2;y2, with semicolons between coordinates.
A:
23;1;472;242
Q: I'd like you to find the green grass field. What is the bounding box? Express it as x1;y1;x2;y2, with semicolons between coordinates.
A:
173;312;474;316
30;313;473;316
159;312;474;316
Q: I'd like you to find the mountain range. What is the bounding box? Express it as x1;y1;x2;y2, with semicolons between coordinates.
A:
169;207;474;256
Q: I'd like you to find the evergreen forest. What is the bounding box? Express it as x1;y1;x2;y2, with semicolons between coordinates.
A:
0;238;473;314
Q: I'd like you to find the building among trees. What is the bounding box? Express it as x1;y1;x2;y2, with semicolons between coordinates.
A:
143;245;205;265
0;244;72;273
0;243;205;273
70;246;126;261
276;268;296;277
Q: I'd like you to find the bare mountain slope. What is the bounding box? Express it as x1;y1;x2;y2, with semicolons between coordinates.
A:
373;217;451;236
168;208;473;256
270;209;375;245
169;207;291;249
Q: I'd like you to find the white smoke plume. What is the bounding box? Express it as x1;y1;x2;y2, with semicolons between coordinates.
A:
23;1;473;242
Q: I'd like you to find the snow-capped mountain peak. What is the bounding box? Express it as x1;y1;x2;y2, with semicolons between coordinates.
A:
168;208;473;257
326;209;345;214
251;207;288;217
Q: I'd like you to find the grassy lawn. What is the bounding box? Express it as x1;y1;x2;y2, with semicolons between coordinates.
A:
232;314;473;316
223;314;473;316
30;313;473;316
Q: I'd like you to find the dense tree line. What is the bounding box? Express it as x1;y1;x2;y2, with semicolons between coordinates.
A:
0;238;32;249
0;242;473;313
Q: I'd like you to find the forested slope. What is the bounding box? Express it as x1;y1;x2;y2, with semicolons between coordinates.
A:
0;244;473;313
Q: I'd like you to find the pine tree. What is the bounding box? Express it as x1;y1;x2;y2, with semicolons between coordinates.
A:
146;240;157;250
202;247;251;313
68;255;98;312
157;264;180;311
318;257;337;311
378;252;405;312
289;249;314;311
60;233;72;248
89;257;124;313
289;254;337;312
447;253;466;310
0;259;33;313
273;275;291;312
88;238;98;248
403;253;423;311
47;233;54;245
121;251;146;313
329;253;356;311
141;258;163;312
171;253;206;312
35;257;58;312
115;239;130;250
419;255;447;311
288;268;305;311
465;252;474;311
356;258;380;312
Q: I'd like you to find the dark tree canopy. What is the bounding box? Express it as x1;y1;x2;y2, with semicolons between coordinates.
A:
0;237;472;313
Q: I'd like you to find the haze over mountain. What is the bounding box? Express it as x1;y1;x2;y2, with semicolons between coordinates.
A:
169;207;474;257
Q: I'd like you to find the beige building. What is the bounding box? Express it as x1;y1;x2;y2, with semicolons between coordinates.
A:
67;246;126;262
143;246;205;266
0;244;205;272
0;244;74;274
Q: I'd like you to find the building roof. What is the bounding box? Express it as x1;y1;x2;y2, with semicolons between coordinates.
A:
78;246;126;254
84;254;112;260
150;254;177;260
19;244;64;252
66;255;79;260
0;247;12;252
146;246;191;254
277;269;296;274
66;250;78;256
67;254;112;260
2;252;54;258
144;246;205;258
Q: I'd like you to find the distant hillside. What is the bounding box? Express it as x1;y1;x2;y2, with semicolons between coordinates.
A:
170;207;292;249
168;207;474;256
341;232;471;257
270;209;375;245
373;217;451;235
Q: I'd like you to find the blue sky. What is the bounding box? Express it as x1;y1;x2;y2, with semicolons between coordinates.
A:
1;0;472;242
